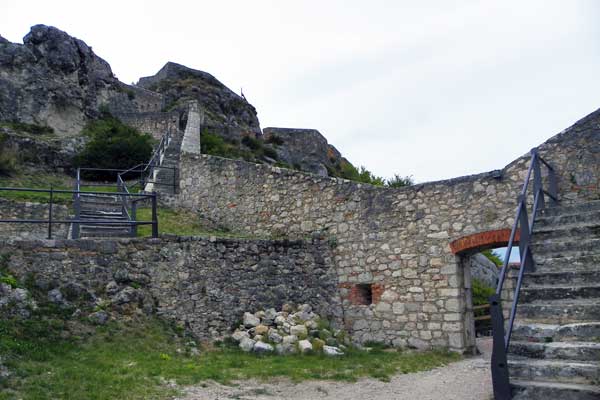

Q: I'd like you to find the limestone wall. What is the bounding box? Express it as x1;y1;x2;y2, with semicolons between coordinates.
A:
172;107;600;351
0;198;69;240
0;236;340;339
115;111;180;141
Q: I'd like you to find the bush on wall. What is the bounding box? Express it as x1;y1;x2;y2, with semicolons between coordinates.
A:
73;113;154;180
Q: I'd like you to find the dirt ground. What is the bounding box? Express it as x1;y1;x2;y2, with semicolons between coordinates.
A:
174;338;494;400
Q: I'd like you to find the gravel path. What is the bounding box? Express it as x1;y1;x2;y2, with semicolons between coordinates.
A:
175;339;494;400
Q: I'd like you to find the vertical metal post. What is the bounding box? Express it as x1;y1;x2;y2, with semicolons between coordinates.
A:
131;201;138;237
151;193;158;238
548;167;558;206
72;169;81;239
173;168;177;194
531;151;545;210
48;186;53;239
517;197;534;272
489;294;512;400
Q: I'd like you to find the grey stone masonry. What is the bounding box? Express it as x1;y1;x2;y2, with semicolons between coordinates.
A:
180;101;203;155
0;235;342;340
0;198;69;240
172;106;600;352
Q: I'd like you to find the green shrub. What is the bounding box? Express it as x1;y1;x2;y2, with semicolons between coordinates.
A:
482;249;503;266
336;161;385;186
262;146;278;160
472;278;495;305
386;174;414;188
73;113;153;181
241;135;262;151
266;134;284;145
2;121;54;135
0;133;17;176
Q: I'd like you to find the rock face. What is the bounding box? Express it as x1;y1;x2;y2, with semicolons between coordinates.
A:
468;253;499;288
0;25;357;178
0;25;137;136
138;62;260;135
263;127;350;177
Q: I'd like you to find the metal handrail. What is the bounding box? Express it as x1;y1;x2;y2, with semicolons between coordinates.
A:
489;148;558;400
0;186;157;239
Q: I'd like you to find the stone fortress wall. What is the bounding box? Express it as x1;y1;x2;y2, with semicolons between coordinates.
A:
0;198;69;240
173;107;600;351
1;236;341;340
116;111;180;141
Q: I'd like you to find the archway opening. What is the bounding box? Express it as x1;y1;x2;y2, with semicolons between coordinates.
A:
450;229;521;353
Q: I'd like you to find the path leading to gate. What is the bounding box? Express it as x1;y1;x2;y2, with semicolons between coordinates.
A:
175;339;493;400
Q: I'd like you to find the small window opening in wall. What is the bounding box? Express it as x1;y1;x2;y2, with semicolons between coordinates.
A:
355;283;373;305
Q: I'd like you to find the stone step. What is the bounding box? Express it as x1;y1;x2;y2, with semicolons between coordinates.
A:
530;238;600;257
511;380;600;400
509;341;600;362
523;270;600;287
539;200;600;218
534;253;600;272
80;224;131;231
533;222;600;242
79;214;127;221
512;322;600;343
80;231;131;238
507;357;599;385
535;210;600;229
517;300;600;324
520;284;600;303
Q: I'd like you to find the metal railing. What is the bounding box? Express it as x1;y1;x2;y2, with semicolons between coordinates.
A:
0;129;176;240
116;130;178;194
489;148;558;399
0;186;157;239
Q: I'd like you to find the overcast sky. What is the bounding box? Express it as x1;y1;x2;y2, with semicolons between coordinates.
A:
2;0;599;183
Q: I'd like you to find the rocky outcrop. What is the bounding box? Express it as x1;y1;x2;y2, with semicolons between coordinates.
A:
263;127;350;177
468;253;499;288
138;62;260;135
0;25;357;178
0;25;137;136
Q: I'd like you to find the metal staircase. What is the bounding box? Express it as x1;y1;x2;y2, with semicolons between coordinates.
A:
71;129;179;239
490;149;600;399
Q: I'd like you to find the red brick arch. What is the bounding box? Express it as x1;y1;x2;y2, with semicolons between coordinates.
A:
449;229;520;254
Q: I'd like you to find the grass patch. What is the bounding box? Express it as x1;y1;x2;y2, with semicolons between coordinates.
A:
0;172;132;205
0;121;54;136
0;316;460;400
135;207;257;238
136;207;207;237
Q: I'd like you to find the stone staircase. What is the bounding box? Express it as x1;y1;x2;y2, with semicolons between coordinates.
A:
508;200;600;399
76;193;131;238
145;132;182;195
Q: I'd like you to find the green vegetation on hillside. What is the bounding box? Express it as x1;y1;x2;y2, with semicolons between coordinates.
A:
74;113;154;180
0;172;134;205
328;160;414;187
0;313;460;400
200;130;282;165
0;121;54;136
472;278;496;306
0;132;17;177
482;249;503;267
